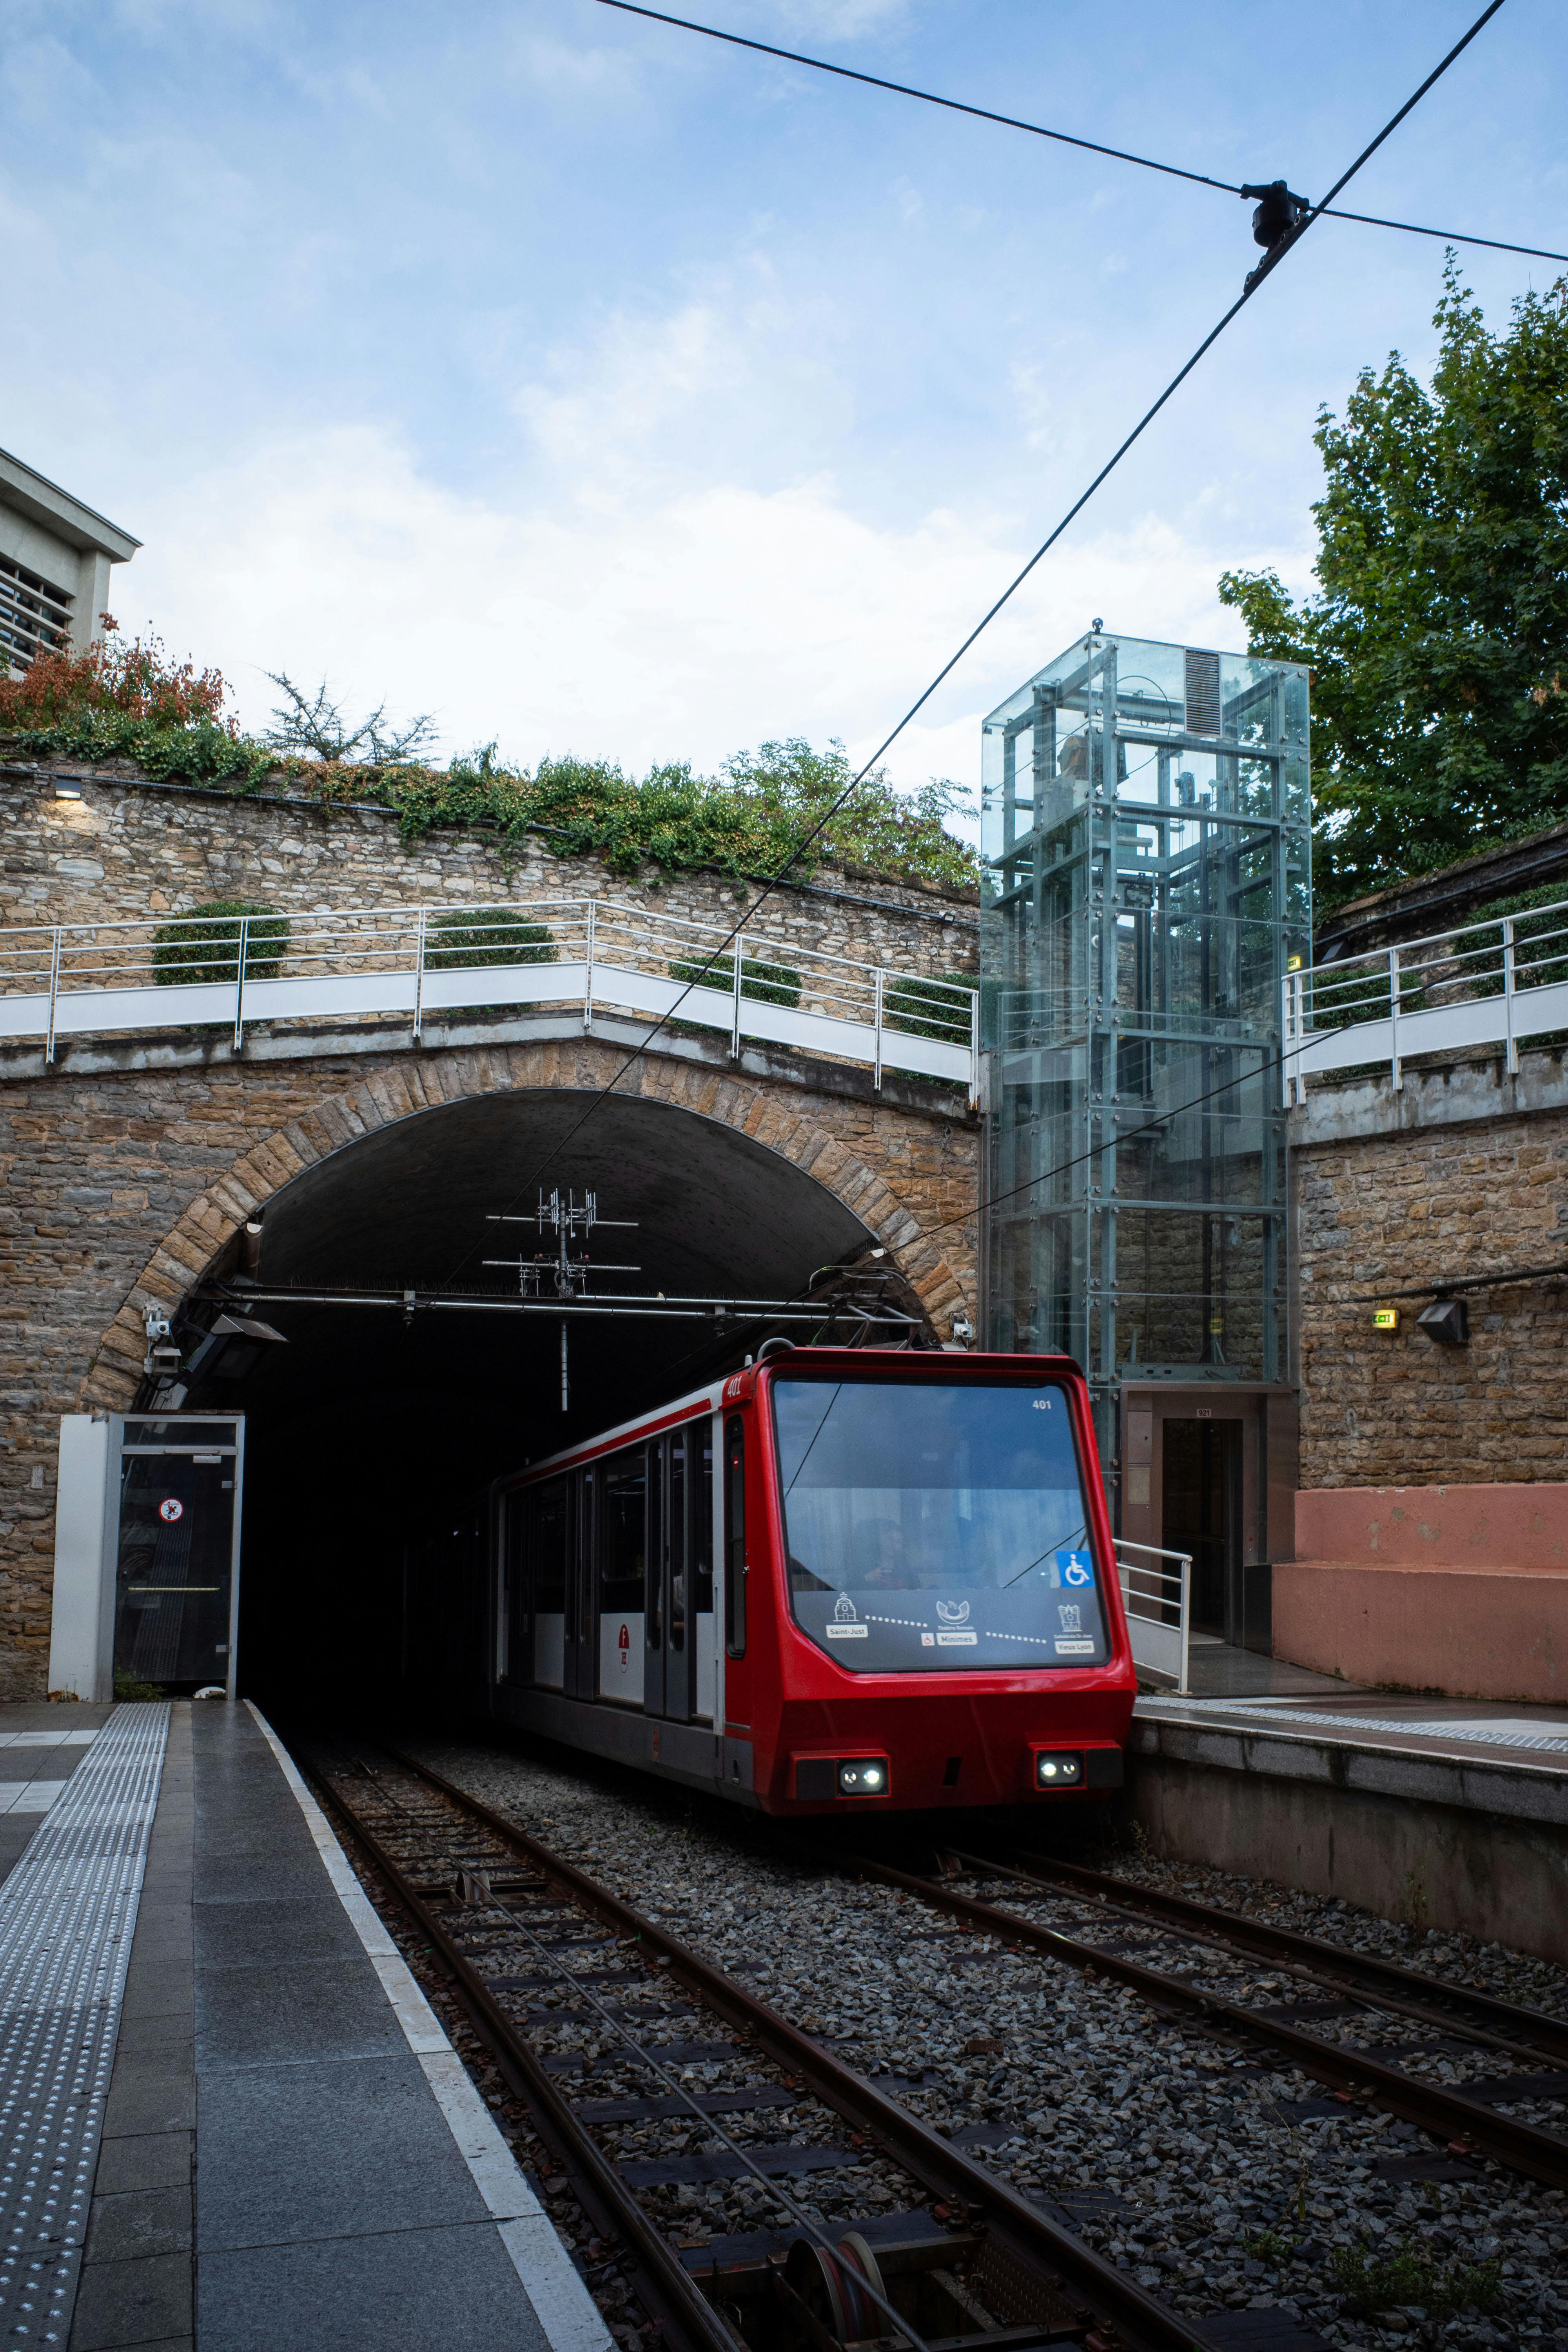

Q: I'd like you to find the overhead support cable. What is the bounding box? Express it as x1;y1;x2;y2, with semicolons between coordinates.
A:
593;0;1560;263
448;0;1510;1280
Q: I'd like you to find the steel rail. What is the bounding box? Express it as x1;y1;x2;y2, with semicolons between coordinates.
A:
385;1744;1230;2352
838;1852;1568;2193
298;1753;746;2352
948;1854;1550;2071
996;1848;1568;2067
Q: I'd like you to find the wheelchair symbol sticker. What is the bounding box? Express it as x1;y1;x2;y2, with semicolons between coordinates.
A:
1058;1550;1092;1587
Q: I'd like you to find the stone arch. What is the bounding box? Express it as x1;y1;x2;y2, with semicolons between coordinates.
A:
80;1037;977;1410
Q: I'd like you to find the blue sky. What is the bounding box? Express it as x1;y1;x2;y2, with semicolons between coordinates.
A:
4;0;1563;806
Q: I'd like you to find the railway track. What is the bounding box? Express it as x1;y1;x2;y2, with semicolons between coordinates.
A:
839;1846;1568;2194
297;1736;1243;2352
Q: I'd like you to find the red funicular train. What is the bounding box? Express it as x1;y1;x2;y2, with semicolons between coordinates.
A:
481;1342;1136;1813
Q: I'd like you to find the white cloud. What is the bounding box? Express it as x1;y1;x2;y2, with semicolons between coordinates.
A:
127;414;1297;806
114;270;1307;806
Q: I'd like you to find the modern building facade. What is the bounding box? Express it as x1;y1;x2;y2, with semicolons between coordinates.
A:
0;447;139;674
980;628;1312;1653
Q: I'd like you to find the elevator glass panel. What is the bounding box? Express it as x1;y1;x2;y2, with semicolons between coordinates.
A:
980;631;1310;1472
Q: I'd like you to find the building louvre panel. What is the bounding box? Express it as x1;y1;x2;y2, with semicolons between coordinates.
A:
0;555;74;672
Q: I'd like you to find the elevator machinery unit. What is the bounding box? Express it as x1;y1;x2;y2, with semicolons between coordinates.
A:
979;630;1310;1642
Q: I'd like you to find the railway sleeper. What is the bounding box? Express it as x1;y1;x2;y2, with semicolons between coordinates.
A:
319;1740;1259;2352
851;1849;1568;2192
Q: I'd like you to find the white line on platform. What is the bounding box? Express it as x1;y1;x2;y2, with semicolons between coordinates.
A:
246;1702;615;2352
0;1779;69;1813
0;1730;101;1748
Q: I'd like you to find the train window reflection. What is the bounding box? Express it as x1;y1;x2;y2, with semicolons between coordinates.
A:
771;1378;1107;1673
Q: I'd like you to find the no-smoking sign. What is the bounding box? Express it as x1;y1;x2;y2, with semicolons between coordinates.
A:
158;1498;184;1524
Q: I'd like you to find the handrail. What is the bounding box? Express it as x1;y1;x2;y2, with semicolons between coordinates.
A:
1282;886;1568;1101
1116;1537;1192;1695
0;893;978;1098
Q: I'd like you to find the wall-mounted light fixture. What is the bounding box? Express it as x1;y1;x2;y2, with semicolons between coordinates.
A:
1417;1298;1469;1347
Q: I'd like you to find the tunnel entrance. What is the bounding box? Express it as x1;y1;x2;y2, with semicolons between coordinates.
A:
159;1089;882;1714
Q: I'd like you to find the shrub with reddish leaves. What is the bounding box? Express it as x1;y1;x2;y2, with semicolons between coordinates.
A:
0;620;231;733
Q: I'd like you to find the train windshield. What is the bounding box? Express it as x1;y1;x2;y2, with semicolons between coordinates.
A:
771;1377;1108;1673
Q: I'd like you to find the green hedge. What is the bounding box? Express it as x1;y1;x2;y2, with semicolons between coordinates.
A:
424;910;558;968
151;900;289;986
881;970;976;1042
668;950;801;1009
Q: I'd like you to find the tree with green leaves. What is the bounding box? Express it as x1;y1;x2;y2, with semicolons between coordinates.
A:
1219;263;1568;916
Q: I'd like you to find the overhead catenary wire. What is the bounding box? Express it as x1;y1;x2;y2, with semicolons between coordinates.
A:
592;0;1564;265
449;0;1509;1280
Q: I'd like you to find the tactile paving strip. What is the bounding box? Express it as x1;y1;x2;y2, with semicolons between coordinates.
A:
0;1704;169;2347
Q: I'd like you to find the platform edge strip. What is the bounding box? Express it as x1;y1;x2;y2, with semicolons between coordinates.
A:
243;1704;615;2352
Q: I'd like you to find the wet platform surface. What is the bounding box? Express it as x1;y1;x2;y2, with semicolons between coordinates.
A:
0;1701;611;2352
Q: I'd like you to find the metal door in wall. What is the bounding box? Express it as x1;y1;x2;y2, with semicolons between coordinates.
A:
113;1416;243;1697
1118;1382;1295;1659
1161;1416;1243;1642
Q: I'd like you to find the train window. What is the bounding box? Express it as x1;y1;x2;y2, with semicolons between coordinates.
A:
601;1449;646;1601
771;1377;1108;1675
667;1432;686;1654
528;1478;570;1689
723;1415;746;1659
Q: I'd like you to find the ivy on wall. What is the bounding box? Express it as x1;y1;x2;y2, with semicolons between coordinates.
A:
1;633;979;895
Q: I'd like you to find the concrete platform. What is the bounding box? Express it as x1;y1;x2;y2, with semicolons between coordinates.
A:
0;1700;612;2352
1127;1690;1568;1962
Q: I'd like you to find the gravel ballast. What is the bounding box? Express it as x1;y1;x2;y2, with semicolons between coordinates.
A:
410;1739;1568;2352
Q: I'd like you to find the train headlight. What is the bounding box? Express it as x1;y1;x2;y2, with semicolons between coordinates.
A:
838;1759;889;1797
1035;1750;1084;1789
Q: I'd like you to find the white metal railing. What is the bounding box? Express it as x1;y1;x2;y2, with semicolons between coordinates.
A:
1283;890;1568;1102
0;895;978;1095
1117;1539;1192;1693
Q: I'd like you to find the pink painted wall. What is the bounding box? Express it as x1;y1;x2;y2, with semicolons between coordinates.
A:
1272;1560;1566;1702
1296;1483;1568;1573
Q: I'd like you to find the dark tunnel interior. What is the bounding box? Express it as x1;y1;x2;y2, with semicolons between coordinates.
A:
159;1090;875;1713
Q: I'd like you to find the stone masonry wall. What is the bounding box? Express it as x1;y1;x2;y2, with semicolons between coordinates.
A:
0;760;976;983
1295;1075;1568;1490
0;1036;978;1699
0;765;980;1700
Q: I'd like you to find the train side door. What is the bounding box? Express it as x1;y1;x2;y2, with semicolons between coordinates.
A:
650;1426;688;1722
645;1421;715;1725
693;1417;717;1723
565;1466;597;1698
644;1440;666;1718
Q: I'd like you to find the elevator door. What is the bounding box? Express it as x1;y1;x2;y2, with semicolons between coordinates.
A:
1161;1416;1243;1644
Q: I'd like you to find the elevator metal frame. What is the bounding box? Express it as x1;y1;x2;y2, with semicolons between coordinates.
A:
979;630;1311;1495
